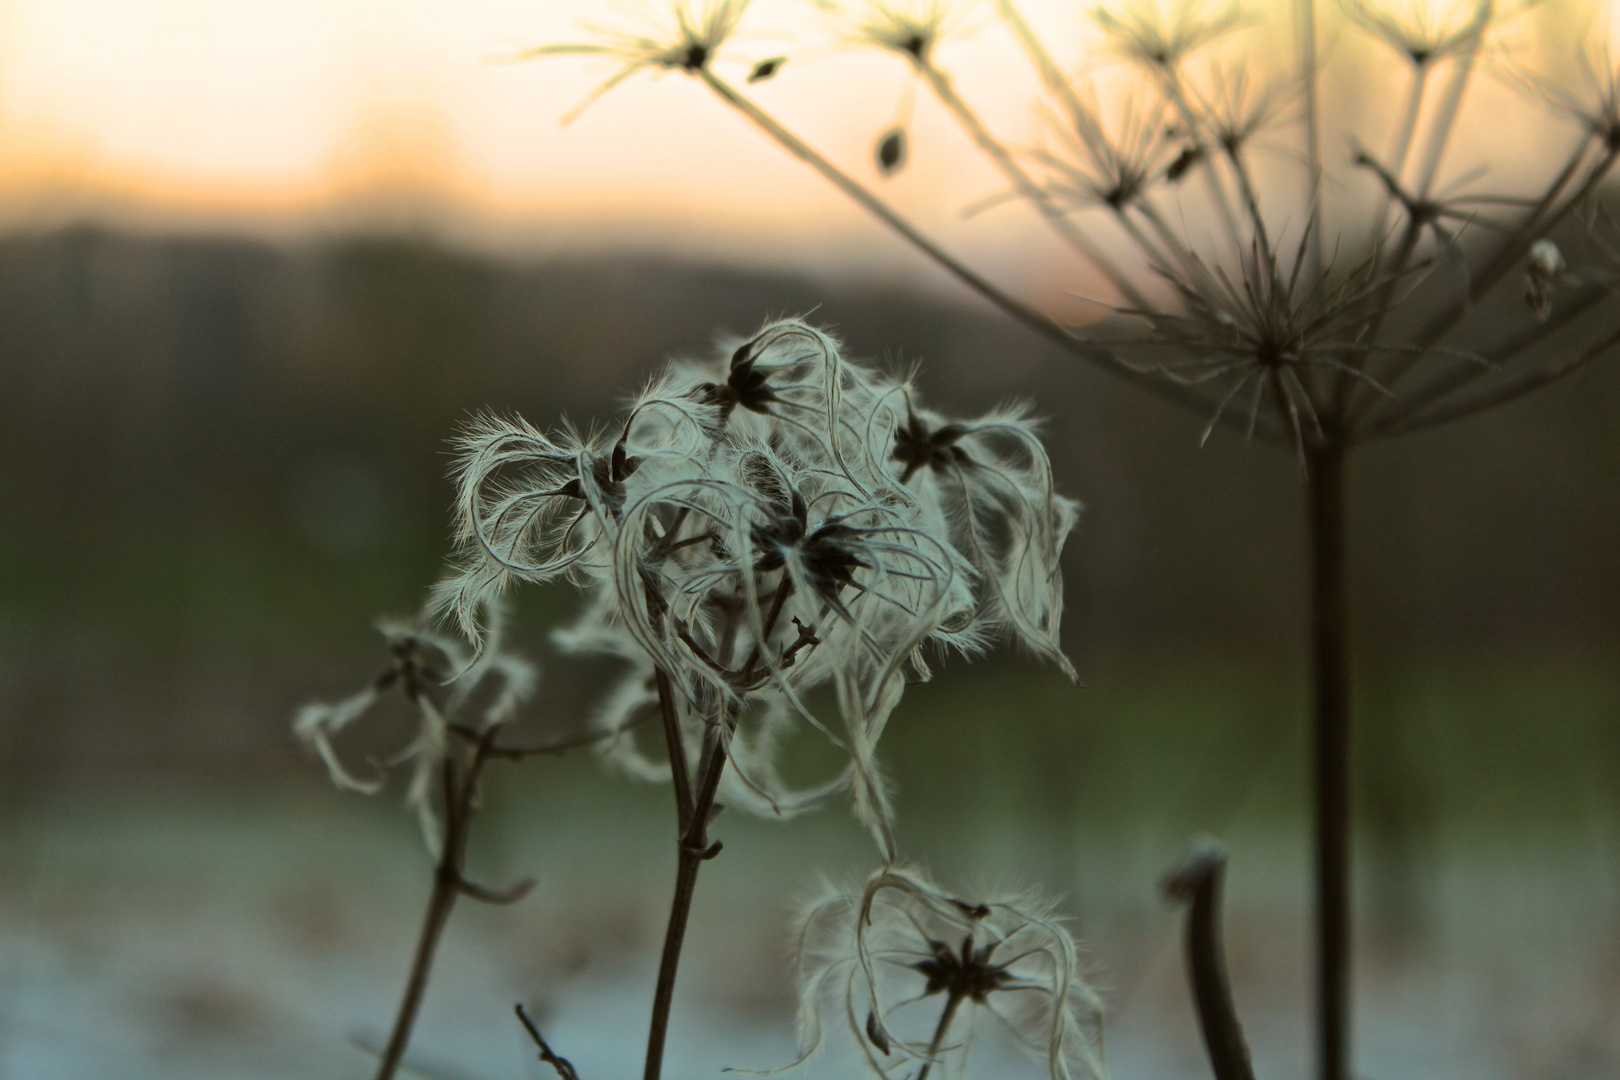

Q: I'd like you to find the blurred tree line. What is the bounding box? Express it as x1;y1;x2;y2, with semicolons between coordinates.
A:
0;225;1614;790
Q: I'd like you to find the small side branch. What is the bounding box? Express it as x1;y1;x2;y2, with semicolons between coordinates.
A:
372;729;541;1080
448;710;654;760
516;1004;582;1080
1379;319;1620;436
1163;842;1256;1080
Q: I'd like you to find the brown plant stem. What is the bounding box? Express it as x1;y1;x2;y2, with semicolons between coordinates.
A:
516;1003;582;1080
371;716;641;1080
1163;843;1255;1080
374;729;537;1080
642;573;801;1080
1308;442;1351;1080
374;832;461;1080
915;991;964;1080
642;727;730;1080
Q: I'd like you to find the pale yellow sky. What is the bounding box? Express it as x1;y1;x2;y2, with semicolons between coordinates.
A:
0;0;1611;287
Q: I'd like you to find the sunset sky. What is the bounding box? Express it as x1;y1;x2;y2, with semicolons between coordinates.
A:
0;0;1612;283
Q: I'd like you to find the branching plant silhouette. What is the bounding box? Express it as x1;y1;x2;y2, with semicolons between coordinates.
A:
522;2;1620;1079
298;320;1108;1080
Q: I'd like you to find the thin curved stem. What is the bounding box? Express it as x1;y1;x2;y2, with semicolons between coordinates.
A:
916;58;1149;309
1377;318;1620;436
1164;844;1256;1080
693;68;1274;436
1367;282;1611;435
374;846;459;1080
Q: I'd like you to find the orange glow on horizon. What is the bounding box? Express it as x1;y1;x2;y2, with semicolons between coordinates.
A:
0;0;1613;282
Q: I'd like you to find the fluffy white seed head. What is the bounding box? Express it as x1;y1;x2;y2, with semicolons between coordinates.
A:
783;866;1107;1080
423;320;1077;850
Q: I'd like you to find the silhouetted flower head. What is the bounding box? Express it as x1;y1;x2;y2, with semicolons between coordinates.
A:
852;1;951;65
1094;0;1242;73
1344;0;1535;68
525;0;1620;461
521;0;751;123
1036;93;1174;212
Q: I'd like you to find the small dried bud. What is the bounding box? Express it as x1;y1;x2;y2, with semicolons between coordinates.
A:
748;56;786;83
1526;238;1566;322
1166;142;1206;182
865;1010;891;1054
1530;238;1565;278
876;127;907;175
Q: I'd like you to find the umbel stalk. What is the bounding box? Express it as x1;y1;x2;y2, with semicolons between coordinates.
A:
1308;443;1351;1080
643;672;732;1080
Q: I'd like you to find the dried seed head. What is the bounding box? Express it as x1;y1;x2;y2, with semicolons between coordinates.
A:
851;1;950;64
419;320;1077;851
1341;0;1525;68
515;1;750;124
786;867;1106;1080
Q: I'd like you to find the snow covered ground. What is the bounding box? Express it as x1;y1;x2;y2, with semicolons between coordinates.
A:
2;768;1616;1080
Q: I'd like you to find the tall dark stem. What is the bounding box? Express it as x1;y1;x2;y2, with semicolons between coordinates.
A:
373;722;570;1080
1164;843;1255;1080
915;991;964;1080
642;578;795;1080
374;829;461;1080
1308;442;1351;1080
642;728;729;1080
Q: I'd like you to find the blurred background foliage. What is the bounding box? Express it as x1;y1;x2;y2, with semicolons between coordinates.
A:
0;224;1616;1077
1;224;1614;780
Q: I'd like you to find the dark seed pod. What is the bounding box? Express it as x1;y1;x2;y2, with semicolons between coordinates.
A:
748;56;786;83
876;127;907;176
865;1011;892;1055
1166;143;1205;182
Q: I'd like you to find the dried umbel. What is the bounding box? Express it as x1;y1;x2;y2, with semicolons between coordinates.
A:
788;867;1106;1080
422;319;1075;857
294;600;536;854
532;0;1620;455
